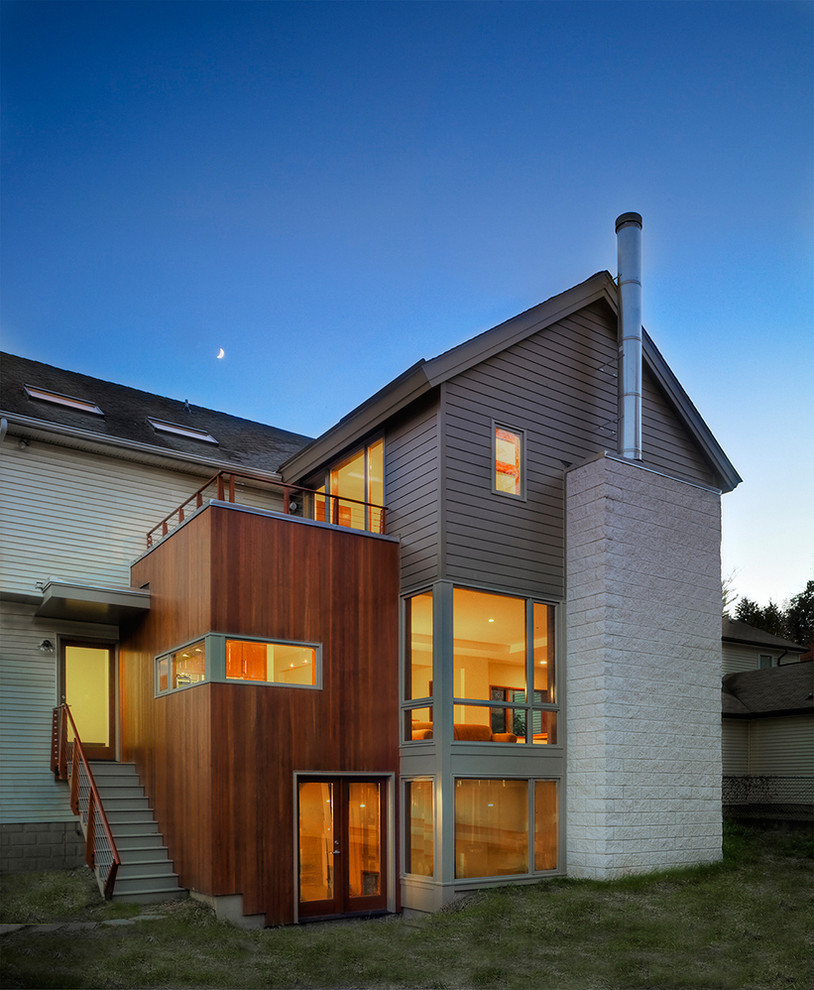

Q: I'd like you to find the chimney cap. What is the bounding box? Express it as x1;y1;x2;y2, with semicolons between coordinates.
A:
615;212;643;233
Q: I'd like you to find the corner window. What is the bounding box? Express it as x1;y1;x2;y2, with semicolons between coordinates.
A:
493;424;524;499
156;635;321;695
156;640;206;694
226;639;318;686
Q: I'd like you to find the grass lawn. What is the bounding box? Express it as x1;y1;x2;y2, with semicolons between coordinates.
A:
1;825;812;989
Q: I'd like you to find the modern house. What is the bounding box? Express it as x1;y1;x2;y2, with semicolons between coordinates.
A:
1;214;743;925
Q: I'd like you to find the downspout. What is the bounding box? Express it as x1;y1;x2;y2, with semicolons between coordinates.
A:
615;212;643;461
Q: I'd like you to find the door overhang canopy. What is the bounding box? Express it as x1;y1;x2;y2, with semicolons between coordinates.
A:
35;581;150;624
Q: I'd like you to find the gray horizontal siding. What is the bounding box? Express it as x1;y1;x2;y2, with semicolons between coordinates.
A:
385;398;440;592
0;602;118;823
439;300;723;600
441;302;618;600
641;367;717;486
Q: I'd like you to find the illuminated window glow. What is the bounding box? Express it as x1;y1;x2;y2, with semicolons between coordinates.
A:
494;425;523;497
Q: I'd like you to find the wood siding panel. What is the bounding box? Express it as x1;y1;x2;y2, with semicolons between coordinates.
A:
384;398;439;592
0;602;117;823
120;506;399;925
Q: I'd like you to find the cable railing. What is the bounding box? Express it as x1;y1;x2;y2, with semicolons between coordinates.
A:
145;469;386;548
51;704;121;900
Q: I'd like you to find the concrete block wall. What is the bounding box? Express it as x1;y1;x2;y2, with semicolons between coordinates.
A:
566;454;723;878
1;821;85;873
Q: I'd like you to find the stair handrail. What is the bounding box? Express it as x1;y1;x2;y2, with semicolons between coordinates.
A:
51;704;121;899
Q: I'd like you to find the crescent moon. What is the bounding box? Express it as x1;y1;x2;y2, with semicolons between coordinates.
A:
216;348;225;359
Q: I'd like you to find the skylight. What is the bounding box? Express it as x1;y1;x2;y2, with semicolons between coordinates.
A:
25;385;103;415
147;417;218;444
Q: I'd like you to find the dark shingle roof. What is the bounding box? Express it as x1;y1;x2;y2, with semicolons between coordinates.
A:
722;617;806;653
0;352;312;474
722;661;814;718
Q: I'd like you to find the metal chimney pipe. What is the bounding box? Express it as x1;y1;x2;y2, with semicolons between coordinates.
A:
615;212;643;461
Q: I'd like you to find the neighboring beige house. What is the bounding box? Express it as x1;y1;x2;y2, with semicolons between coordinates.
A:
722;635;813;824
722;617;807;675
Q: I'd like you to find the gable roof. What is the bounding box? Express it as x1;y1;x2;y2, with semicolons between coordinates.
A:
280;271;741;492
0;352;312;476
722;616;806;654
722;660;814;718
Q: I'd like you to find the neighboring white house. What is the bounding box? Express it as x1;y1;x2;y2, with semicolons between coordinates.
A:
0;352;310;872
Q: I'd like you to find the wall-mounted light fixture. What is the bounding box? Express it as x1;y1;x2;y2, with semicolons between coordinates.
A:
38;639;54;654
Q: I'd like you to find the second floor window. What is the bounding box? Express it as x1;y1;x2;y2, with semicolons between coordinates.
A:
315;438;384;532
493;425;524;498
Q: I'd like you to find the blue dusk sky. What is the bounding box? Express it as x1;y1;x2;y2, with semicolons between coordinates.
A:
2;0;812;608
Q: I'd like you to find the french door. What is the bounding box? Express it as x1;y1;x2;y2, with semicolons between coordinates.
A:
59;641;116;761
297;776;387;919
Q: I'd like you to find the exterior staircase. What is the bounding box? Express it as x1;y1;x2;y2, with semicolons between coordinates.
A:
89;762;187;904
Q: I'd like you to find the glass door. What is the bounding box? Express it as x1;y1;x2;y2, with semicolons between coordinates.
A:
297;777;386;919
60;641;116;760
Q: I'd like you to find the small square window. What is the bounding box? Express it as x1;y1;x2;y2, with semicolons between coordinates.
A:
758;654;773;669
493;424;525;499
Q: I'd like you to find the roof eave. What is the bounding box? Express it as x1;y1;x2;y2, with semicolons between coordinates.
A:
641;330;742;493
279;361;432;482
1;411;284;482
280;272;617;481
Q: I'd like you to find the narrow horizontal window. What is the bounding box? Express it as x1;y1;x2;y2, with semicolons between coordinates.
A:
147;417;218;444
25;384;103;415
226;638;319;687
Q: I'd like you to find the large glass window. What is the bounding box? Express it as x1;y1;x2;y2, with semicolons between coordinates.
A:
455;778;558;879
405;779;434;877
315;438;384;532
452;590;557;744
